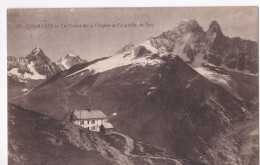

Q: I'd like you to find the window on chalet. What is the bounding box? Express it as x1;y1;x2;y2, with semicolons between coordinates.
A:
92;120;95;124
81;120;84;125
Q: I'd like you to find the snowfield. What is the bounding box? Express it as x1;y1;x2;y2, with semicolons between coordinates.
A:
61;58;70;69
8;62;46;80
66;42;163;77
24;62;46;79
194;67;230;86
8;68;22;77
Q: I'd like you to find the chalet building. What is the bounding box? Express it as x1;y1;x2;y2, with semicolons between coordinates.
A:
100;123;114;135
69;109;112;132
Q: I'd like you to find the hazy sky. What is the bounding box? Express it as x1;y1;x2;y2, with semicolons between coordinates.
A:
7;7;258;61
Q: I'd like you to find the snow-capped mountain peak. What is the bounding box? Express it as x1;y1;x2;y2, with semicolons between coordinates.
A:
56;54;86;70
149;19;258;74
8;47;61;81
66;53;76;57
33;46;41;53
31;46;45;57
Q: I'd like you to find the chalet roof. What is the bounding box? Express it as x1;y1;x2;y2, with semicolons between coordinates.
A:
102;123;113;129
73;110;107;119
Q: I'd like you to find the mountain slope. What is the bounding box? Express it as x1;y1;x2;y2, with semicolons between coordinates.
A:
110;56;251;163
150;19;258;109
8;103;185;165
194;63;259;111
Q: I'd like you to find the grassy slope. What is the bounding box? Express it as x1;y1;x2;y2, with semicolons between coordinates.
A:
8;103;114;165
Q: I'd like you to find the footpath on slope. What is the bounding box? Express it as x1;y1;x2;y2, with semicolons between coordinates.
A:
113;132;183;165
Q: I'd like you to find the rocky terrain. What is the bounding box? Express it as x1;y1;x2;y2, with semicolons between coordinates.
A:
151;20;258;73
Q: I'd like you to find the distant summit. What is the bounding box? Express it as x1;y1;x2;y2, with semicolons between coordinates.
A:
173;19;204;33
56;54;87;70
8;47;61;80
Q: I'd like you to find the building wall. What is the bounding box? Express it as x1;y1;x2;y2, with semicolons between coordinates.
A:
73;118;108;132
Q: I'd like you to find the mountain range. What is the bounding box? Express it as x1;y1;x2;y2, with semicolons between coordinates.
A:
151;20;258;73
9;19;259;164
7;47;86;99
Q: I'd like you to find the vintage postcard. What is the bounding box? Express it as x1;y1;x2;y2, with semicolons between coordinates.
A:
7;7;259;165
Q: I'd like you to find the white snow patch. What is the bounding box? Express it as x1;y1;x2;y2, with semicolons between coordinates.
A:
8;68;22;77
33;46;41;53
241;107;252;119
22;88;28;92
24;62;46;80
219;64;258;76
150;87;155;90
112;112;117;116
61;58;70;69
138;40;159;54
147;92;152;95
32;46;41;55
209;96;231;125
67;53;76;57
19;79;27;83
194;67;230;86
46;65;52;74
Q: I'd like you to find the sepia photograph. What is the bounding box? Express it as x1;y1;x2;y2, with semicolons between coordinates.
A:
7;7;259;165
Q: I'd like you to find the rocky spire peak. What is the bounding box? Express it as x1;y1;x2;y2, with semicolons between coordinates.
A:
207;20;223;37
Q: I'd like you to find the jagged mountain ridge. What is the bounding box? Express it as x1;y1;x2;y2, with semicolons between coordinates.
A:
150;19;258;73
8;47;62;99
56;54;87;70
7;47;87;99
8;47;61;80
